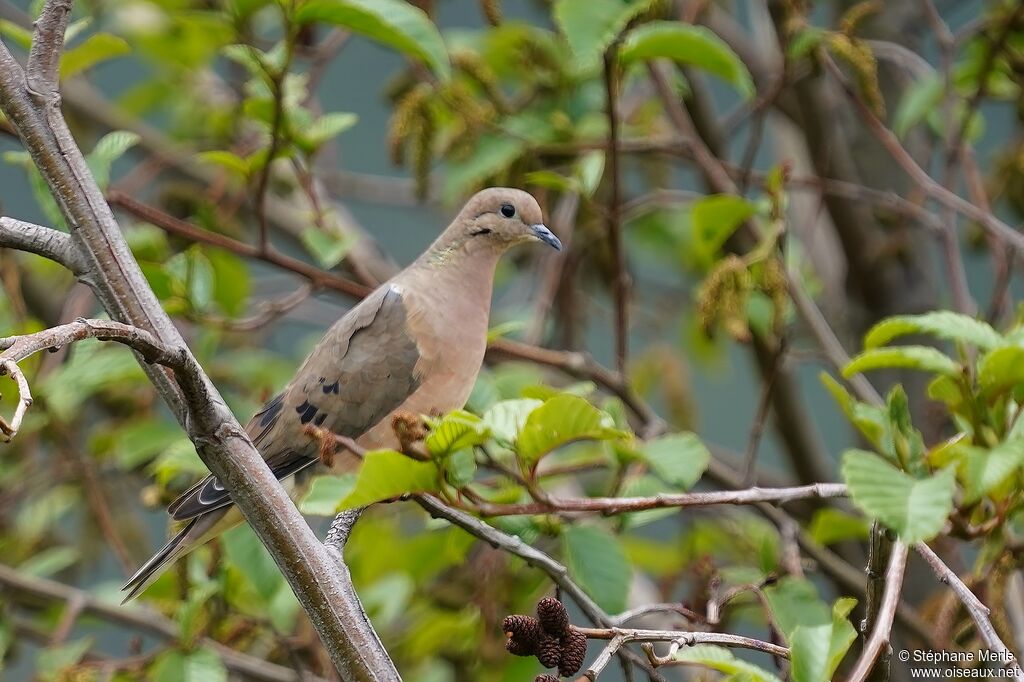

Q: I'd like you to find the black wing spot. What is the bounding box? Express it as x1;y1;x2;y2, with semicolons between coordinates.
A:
296;400;319;425
259;393;284;428
322;380;340;395
313;413;327;426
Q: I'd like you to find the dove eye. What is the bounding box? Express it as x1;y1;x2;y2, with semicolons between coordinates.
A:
500;203;516;218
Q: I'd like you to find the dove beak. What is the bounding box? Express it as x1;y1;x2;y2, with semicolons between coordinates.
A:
531;224;562;251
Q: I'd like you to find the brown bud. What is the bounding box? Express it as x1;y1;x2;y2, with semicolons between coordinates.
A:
536;597;569;636
559;628;587;676
537;633;561;669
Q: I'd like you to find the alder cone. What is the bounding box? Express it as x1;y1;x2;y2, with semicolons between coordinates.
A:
559;628;587;676
537;633;561;668
536;596;570;636
535;675;560;682
502;614;540;656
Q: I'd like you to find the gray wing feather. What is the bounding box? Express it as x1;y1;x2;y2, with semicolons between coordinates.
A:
169;285;421;521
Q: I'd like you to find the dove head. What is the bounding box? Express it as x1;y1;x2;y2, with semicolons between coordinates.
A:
426;188;561;265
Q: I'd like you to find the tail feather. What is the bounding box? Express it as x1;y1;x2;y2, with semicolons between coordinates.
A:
121;517;206;603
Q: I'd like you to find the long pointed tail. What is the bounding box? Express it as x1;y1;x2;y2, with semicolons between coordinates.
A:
121;508;233;603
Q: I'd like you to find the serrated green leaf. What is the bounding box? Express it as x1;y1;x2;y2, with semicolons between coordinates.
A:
60;33;131;79
619;22;753;97
841;449;955;542
864;312;1002;350
673;644;782;682
443;448;477;488
820;373;887;449
337;449;438;510
843;346;960;378
482;398;543;443
808;508;870;545
690;194;756;264
562;524;631;613
960;440;1024;504
553;0;655;71
639;432;709;489
764;578;857;682
299;111;359;152
222;523;281;600
184;648;228;682
426;411;490;457
197;150;250;178
299;474;356;515
979;345;1024;395
301;227;354;269
297;0;450;81
87;130;140;188
17;546;79;577
893;74;943;138
516;394;627;464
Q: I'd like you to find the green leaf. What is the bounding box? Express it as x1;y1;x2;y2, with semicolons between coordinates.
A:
36;638;93;680
841;449;956;542
298;111;359;153
197;150;250;179
639;432;709;489
790;601;858;682
516;394;626;464
978;345;1024;395
296;0;450;81
301;227;355;269
764;578;857;682
60;33;130;79
820;373;887;449
443;448;477;488
17;546;80;577
87;130;140;188
893;74;943;138
960;440;1024;504
673;645;782;682
619;22;754;97
299;474;356;515
843;346;960;378
562;524;631;613
337;449;439;510
575;150;605;197
808;508;870;545
482;398;543;443
426;410;490;457
864;312;1002;351
690;194;756;263
152;647;227;682
553;0;655;71
222;523;281;600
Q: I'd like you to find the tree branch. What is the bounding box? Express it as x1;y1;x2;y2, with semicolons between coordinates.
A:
915;542;1024;674
0;217;87;273
847;540;908;682
0;8;398;677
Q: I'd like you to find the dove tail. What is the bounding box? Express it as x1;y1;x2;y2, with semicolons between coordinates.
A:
121;518;199;603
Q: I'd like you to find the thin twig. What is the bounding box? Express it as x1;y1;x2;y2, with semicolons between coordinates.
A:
916;543;1024;675
457;483;847;517
0;358;33;441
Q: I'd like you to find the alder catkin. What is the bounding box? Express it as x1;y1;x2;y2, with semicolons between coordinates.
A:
537;633;561;668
